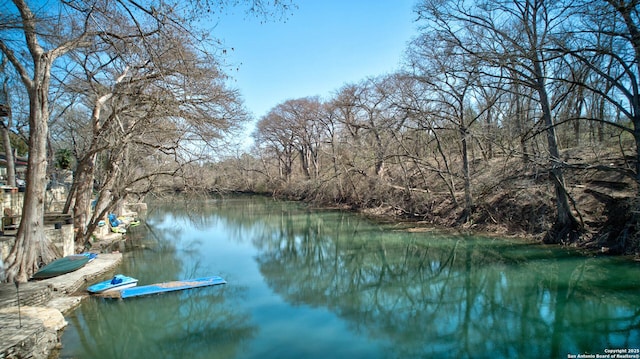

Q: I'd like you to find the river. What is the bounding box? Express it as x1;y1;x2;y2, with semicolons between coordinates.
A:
58;195;640;358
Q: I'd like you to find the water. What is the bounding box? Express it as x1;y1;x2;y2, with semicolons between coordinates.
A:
59;196;640;358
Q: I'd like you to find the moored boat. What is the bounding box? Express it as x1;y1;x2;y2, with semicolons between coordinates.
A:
88;274;138;293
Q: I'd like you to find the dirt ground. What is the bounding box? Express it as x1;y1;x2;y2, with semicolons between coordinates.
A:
356;148;640;257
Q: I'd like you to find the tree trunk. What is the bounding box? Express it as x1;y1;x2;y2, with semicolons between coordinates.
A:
373;131;385;178
0;66;15;187
299;147;311;179
533;60;581;244
609;0;640;193
5;60;57;282
512;81;530;164
0;121;15;187
72;154;97;245
460;124;473;223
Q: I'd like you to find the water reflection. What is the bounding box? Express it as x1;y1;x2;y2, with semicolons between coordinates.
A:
60;196;640;359
239;201;640;358
65;285;254;358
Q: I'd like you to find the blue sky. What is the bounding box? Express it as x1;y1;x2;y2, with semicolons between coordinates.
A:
211;1;419;122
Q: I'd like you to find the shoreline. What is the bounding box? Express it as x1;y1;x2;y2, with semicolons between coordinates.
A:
0;252;123;359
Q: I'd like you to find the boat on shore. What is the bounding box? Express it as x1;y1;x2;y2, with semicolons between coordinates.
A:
31;253;97;280
87;274;138;293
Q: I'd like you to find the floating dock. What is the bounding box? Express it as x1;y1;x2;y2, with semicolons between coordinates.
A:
117;276;226;299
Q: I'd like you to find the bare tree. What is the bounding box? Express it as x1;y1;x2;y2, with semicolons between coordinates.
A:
254;105;299;183
266;97;323;179
324;84;366;203
57;26;248;246
0;0;292;283
318;98;350;201
558;0;640;187
408;36;503;222
0;0;86;281
414;0;581;242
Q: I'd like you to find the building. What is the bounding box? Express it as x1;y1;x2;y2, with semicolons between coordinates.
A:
0;152;28;185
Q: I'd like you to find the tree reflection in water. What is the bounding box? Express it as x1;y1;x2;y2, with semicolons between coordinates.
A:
67;285;254;359
251;207;640;358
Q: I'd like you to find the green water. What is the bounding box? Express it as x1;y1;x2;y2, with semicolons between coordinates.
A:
59;196;640;358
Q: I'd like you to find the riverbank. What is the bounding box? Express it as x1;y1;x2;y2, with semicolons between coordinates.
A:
0;252;123;359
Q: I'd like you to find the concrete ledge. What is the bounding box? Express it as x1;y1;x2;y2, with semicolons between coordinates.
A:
0;305;67;331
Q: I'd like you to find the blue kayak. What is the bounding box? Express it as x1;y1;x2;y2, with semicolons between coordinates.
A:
119;276;226;299
88;274;139;293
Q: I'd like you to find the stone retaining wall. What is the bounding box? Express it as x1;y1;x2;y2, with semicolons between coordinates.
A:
0;312;59;359
0;222;74;265
0;190;75;265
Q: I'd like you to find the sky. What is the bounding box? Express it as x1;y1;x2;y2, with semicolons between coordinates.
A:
211;0;419;123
